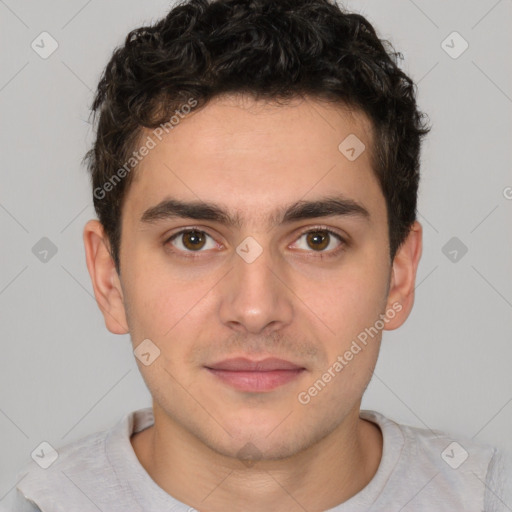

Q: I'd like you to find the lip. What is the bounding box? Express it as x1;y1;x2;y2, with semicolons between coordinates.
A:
207;357;304;371
205;357;306;392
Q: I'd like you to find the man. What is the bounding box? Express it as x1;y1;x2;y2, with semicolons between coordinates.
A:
14;0;511;510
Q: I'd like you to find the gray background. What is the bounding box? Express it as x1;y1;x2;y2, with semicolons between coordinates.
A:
1;0;511;507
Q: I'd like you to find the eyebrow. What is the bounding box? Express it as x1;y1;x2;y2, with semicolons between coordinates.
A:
140;194;371;229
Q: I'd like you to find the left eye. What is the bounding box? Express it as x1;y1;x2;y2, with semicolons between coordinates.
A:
168;229;218;252
292;229;344;252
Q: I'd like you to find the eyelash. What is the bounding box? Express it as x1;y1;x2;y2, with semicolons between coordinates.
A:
164;226;347;260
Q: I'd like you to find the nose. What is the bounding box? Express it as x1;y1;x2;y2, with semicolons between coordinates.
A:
218;240;294;335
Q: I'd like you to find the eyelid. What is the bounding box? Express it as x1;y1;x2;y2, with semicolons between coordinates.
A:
292;224;347;243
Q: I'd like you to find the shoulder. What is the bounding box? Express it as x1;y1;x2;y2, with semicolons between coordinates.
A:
15;426;112;507
399;418;495;476
15;408;153;511
485;446;512;511
361;410;500;510
3;491;42;512
364;409;497;474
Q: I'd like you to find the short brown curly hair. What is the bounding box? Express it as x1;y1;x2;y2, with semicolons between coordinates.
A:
84;0;429;273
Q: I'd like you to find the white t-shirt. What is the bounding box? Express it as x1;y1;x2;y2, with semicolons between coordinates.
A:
9;407;512;511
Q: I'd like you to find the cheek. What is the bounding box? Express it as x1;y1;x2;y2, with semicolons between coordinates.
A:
123;260;219;351
301;262;389;390
338;281;387;339
297;268;386;407
296;332;381;420
121;267;177;344
299;259;388;343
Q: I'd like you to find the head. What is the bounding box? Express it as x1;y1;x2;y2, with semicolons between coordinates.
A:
84;0;427;460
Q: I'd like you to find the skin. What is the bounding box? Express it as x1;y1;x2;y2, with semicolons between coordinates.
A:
83;94;422;512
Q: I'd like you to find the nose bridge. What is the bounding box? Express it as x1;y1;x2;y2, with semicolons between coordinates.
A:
218;235;293;333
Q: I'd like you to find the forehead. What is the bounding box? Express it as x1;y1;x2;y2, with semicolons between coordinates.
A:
124;95;386;228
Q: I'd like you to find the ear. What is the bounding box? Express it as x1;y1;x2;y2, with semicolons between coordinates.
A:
383;220;423;330
83;219;129;334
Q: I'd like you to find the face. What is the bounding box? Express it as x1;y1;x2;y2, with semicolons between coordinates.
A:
95;95;413;460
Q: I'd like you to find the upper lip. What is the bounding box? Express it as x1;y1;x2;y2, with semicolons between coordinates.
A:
206;357;304;372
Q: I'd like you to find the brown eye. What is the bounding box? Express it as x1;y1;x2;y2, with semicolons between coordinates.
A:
306;231;330;251
182;230;206;250
168;229;216;252
291;228;345;255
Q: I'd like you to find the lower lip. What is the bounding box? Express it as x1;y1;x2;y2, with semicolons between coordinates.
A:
206;368;305;392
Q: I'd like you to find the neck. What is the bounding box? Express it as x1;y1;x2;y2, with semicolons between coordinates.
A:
131;403;383;512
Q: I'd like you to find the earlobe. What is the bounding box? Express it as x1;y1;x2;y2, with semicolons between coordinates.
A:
83;219;129;335
384;221;423;331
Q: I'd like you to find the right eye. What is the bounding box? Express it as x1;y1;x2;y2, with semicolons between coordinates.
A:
166;229;219;253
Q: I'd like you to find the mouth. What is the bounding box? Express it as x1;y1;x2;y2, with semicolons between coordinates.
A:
204;357;306;392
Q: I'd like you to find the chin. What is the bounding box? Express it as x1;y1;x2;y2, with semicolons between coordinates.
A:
196;416;338;464
207;434;304;462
